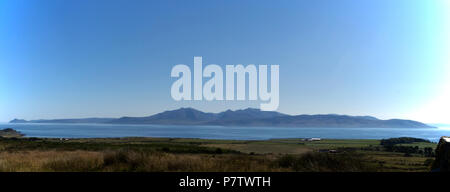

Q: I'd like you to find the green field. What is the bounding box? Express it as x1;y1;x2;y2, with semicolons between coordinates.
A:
0;136;437;172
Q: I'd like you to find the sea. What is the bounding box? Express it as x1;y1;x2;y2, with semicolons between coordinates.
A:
1;123;450;142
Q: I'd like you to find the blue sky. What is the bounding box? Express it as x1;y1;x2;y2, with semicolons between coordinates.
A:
1;0;449;123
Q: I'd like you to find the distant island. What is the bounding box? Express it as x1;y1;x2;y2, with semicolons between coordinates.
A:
9;108;434;128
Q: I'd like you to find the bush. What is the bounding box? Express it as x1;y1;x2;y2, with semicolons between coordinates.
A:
277;155;296;168
103;150;149;171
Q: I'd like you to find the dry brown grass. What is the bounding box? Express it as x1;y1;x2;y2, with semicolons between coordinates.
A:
0;150;288;172
0;150;103;172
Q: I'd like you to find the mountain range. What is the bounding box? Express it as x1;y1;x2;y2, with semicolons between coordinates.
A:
9;108;434;128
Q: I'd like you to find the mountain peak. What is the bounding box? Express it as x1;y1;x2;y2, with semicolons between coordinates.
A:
9;119;28;123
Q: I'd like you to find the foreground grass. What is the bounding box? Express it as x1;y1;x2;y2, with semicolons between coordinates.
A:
0;137;436;172
0;150;285;172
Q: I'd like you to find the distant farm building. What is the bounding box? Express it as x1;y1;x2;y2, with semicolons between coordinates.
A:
305;138;321;141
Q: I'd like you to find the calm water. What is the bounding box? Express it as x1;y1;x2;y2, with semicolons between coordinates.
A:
1;123;450;142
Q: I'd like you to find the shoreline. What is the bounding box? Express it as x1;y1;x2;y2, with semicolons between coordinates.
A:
8;134;441;143
2;123;448;142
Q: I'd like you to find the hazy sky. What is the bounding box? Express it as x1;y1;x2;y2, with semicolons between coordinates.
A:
1;0;449;123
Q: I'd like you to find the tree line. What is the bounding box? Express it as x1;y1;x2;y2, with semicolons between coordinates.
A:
380;137;434;157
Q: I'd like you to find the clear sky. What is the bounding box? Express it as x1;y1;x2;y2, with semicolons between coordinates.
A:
1;0;449;123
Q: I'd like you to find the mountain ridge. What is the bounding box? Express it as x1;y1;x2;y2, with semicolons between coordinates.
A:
9;108;434;128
